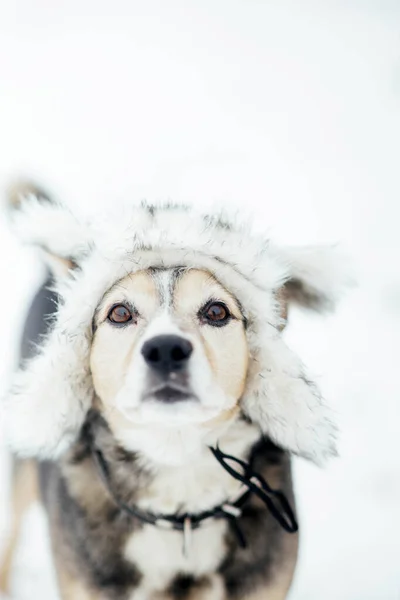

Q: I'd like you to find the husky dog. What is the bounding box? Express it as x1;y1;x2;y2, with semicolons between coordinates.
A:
0;185;349;599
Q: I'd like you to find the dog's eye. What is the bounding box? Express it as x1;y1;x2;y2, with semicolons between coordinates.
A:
201;302;231;326
107;304;133;324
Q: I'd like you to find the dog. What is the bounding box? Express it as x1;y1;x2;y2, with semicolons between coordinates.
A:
0;184;349;599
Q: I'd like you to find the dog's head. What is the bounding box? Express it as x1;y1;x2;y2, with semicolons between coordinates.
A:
3;187;351;465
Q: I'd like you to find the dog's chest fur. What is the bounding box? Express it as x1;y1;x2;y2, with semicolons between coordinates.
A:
125;419;261;595
40;410;295;599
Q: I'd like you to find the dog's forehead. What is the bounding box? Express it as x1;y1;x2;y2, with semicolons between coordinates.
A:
99;267;242;314
148;267;181;308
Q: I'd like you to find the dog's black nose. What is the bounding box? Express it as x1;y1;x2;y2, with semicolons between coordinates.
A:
141;335;193;373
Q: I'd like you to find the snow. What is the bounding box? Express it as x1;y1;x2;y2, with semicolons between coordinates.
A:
0;1;400;598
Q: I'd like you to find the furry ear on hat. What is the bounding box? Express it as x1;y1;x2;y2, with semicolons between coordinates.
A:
275;244;353;330
281;244;353;313
5;181;91;278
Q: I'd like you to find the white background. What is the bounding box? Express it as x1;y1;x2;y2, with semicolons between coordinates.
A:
0;1;400;598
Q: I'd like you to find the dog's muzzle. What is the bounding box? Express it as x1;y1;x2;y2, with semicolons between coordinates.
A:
142;334;193;374
141;335;194;402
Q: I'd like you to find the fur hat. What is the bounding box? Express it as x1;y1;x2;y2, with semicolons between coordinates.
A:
2;188;351;464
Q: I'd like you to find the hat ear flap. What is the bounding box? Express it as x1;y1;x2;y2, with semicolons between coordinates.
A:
242;330;337;465
2;318;93;458
245;243;351;461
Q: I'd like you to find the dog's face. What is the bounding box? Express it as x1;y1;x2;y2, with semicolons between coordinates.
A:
5;190;349;464
90;268;250;457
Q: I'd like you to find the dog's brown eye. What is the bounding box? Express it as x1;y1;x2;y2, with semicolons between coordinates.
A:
202;302;231;326
107;304;133;324
207;303;227;321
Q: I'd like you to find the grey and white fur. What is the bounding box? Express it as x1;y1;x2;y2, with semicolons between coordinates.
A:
0;186;351;600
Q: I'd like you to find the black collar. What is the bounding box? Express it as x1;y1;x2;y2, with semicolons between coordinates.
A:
91;443;298;550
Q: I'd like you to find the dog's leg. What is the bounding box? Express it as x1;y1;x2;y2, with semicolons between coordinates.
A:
178;575;225;600
130;575;226;600
0;459;39;593
243;560;298;599
237;532;298;600
54;553;106;600
55;565;100;600
243;583;292;600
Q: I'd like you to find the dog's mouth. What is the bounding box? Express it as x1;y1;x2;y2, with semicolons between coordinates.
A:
117;382;222;426
143;383;197;403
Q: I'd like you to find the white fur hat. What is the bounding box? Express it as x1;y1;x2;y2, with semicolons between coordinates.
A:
2;189;351;464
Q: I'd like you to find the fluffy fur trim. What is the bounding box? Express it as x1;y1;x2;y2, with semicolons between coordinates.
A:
3;194;350;463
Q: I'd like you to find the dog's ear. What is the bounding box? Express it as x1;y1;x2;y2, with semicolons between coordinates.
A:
5;181;91;278
277;244;353;328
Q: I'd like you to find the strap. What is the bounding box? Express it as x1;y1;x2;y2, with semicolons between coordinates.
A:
209;446;298;533
91;441;298;552
92;447;247;530
92;449;158;525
